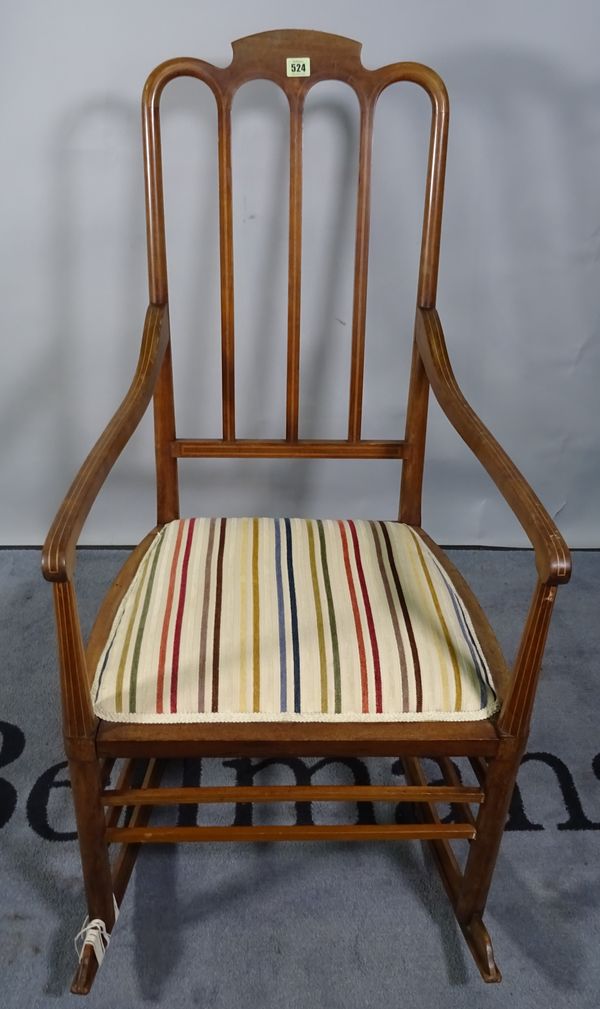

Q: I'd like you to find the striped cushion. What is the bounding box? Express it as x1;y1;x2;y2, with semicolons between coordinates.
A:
92;519;497;723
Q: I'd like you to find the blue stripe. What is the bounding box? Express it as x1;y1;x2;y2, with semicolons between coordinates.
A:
274;519;288;712
446;584;487;706
94;606;127;701
427;550;491;705
458;597;492;690
284;518;301;712
94;638;115;701
435;558;492;690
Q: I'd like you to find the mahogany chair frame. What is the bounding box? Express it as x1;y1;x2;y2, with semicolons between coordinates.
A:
41;30;571;994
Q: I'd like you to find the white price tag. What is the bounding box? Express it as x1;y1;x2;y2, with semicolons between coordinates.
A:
286;57;311;78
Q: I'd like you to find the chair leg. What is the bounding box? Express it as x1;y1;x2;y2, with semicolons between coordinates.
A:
68;756;116;995
454;738;524;981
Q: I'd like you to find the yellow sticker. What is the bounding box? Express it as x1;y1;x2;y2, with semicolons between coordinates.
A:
286;57;311;78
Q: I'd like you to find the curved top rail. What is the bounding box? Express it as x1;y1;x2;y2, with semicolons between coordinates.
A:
142;30;448;309
142;29;448;105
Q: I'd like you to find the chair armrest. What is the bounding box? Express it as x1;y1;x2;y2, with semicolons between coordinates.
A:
415;306;571;586
42;304;169;582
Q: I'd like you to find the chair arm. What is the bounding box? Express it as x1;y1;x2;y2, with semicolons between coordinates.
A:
415;306;571;586
42;304;169;583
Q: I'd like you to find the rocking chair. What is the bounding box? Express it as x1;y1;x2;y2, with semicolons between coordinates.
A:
41;29;571;994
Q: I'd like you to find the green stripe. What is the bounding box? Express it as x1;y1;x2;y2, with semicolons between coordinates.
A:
317;520;341;713
307;520;328;712
409;529;463;711
114;546;155;712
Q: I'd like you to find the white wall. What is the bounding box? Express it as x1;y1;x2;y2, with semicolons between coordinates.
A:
1;0;599;547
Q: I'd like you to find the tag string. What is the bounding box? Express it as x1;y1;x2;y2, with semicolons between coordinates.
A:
74;895;120;966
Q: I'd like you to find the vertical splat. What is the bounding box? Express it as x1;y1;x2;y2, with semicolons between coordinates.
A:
217;95;236;440
348;95;376;441
286;91;304;441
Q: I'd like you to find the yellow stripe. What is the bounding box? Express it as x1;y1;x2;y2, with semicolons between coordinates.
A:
252;517;260;713
114;550;153;712
307;520;328;712
400;533;449;709
239;518;249;712
409;531;462;710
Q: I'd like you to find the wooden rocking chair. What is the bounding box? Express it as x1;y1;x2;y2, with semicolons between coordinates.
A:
41;29;571;994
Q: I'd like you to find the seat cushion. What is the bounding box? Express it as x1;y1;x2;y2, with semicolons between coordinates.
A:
92;518;498;723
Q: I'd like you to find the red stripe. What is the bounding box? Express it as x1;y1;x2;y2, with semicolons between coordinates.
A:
156;521;186;713
169;518;196;712
211;518;228;713
338;521;368;712
349;520;382;712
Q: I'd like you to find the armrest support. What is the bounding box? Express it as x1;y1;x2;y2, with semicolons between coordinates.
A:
42;304;169;582
415;307;571;586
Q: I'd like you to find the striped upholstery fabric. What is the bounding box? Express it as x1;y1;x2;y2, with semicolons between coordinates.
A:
92;518;497;723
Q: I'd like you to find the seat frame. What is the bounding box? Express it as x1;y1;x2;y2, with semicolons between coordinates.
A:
41;29;571;994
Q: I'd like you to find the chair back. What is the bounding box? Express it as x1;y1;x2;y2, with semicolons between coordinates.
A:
143;29;448;461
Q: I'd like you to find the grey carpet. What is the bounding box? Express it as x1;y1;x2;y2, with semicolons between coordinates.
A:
0;546;598;1008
